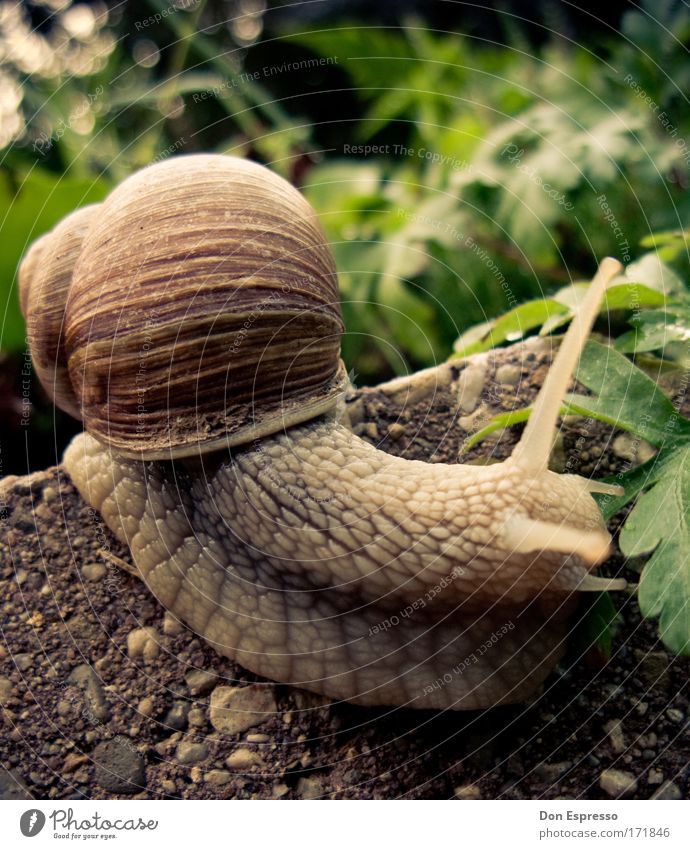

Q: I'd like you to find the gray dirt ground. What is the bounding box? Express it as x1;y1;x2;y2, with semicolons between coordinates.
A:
0;337;688;800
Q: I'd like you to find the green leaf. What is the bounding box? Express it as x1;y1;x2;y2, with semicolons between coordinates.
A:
0;169;111;352
619;445;690;655
566;340;690;446
624;253;686;296
452;298;567;356
460;407;532;452
615;307;690;354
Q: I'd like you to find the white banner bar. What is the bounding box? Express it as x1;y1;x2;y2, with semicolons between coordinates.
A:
0;799;688;847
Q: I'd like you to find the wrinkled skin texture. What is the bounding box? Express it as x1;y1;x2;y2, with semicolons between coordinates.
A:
64;417;608;710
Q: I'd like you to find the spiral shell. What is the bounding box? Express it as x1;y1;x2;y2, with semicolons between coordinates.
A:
22;155;346;458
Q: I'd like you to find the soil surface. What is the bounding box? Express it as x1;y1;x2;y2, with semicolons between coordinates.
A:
1;338;688;800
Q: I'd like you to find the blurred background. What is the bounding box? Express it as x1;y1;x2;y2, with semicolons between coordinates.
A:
1;0;689;476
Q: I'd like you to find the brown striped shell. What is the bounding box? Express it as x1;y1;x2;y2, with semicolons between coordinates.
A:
21;155;346;458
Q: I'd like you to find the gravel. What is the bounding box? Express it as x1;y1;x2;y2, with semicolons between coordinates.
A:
1;343;688;800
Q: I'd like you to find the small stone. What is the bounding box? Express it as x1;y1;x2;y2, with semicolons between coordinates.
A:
635;701;649;717
387;423;406;441
273;782;289;798
127;627;161;661
204;769;232;786
63;753;89;773
93;737;146;794
68;664;111;722
13;653;32;671
185;669;219;696
0;676;13;706
652;781;682;800
0;767;32;800
138;697;155;717
56;699;71;717
454;783;482;799
535;761;572;783
209;685;277;735
246;733;270;743
226;749;264;770
495;364;521;386
188;708;206;727
162;612;186;636
634;649;670;690
600;769;637;798
161;779;177;794
81;563;107;582
647;769;664;786
457;361;488;413
175;740;209;765
296;777;323;799
666;708;684;722
164;701;190;731
603;719;626;754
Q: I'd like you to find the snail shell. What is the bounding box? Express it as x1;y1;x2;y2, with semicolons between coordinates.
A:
21;155;346;458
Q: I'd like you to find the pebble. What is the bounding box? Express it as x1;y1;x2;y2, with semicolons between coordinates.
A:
185;669;219;696
81;563;107;582
652;780;682;800
273;782;290;798
0;676;13;706
164;701;190;731
495;364;521;386
296;777;323;799
175;740;209;765
599;769;637;798
603;719;626;754
138;697;155;717
666;708;684;722
457;361;487;413
161;779;177;795
535;761;572;783
246;733;270;743
209;685;277;735
454;783;482;799
0;768;32;800
127;627;161;661
63;753;89;773
634;649;670;690
387;423;406;441
647;769;664;786
225;749;264;771
93;737;146;794
13;653;32;671
204;769;232;786
188;708;206;727
68;664;111;722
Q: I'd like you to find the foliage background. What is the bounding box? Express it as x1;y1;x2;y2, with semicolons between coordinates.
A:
1;1;690;651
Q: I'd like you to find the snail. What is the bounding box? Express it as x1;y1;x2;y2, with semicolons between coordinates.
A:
20;154;627;710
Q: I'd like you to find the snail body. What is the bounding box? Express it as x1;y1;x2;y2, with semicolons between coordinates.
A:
22;154;625;709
